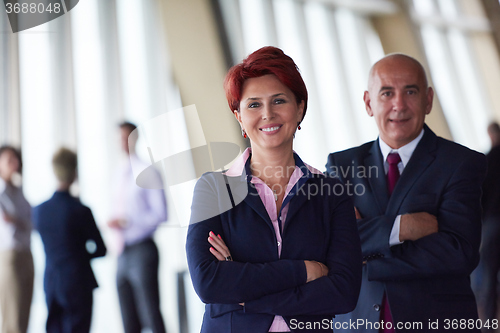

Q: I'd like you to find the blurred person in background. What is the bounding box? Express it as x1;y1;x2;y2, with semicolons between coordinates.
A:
0;145;33;333
478;122;500;328
186;46;362;333
108;121;167;333
33;147;106;333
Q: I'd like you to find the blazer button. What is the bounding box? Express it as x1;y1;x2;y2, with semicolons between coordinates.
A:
373;304;380;312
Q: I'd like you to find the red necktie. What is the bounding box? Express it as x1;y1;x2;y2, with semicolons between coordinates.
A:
386;152;401;195
380;152;401;333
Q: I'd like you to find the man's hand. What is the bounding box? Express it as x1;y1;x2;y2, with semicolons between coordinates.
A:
107;218;126;229
354;207;362;220
2;212;15;224
400;212;438;241
304;260;329;282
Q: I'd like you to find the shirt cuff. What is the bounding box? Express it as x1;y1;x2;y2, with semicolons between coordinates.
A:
389;215;403;246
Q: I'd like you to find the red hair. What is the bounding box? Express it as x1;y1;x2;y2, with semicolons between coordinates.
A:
224;46;308;121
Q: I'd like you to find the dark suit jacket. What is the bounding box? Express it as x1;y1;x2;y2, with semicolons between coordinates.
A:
482;145;500;219
326;125;486;332
33;191;106;302
187;153;362;333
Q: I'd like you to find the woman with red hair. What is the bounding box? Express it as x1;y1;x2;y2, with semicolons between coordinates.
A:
187;46;362;333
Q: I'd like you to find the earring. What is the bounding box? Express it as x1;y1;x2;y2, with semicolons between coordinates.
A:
242;129;247;139
297;125;301;130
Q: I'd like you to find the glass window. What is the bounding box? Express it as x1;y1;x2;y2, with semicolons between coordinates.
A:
4;0;183;331
217;0;386;168
412;0;493;151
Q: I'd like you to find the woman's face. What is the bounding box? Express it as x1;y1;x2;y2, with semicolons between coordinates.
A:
235;74;304;153
0;149;20;181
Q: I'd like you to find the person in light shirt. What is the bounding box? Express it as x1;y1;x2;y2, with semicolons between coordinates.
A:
186;46;362;333
0;145;33;333
108;122;167;333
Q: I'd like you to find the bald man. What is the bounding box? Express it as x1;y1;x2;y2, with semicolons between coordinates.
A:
326;54;486;332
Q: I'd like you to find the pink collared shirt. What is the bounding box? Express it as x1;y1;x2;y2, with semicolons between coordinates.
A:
225;148;323;332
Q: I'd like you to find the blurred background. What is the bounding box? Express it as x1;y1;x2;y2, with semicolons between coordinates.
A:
1;0;500;332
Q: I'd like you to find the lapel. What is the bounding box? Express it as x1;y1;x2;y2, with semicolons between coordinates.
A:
282;157;313;234
282;188;310;235
230;152;322;235
242;182;275;232
364;140;389;212
227;157;275;234
386;124;437;215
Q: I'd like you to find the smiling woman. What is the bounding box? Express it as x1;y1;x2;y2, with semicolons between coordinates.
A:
186;46;363;333
235;74;304;156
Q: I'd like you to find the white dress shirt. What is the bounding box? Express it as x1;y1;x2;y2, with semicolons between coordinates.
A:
111;154;167;247
378;129;424;246
0;178;32;252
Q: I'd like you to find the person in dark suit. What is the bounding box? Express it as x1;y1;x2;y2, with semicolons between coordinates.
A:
478;122;500;326
186;46;362;333
326;54;487;332
33;148;106;333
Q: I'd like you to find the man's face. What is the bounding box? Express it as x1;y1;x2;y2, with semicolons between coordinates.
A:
364;56;434;149
120;127;134;155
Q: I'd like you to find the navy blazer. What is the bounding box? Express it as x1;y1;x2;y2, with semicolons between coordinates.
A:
482;145;500;219
326;125;486;332
187;153;362;333
33;191;106;299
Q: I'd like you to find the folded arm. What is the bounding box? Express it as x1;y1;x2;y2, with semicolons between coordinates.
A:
186;176;307;305
242;194;362;316
187;217;307;304
367;155;486;281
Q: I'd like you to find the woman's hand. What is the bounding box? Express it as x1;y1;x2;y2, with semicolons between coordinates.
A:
304;261;329;282
208;232;244;305
208;231;232;261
